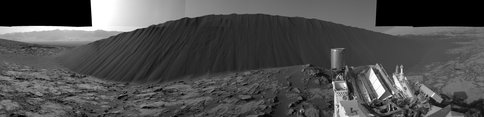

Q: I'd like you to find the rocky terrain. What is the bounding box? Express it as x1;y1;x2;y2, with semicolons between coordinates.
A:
0;39;63;56
1;60;334;117
406;34;484;116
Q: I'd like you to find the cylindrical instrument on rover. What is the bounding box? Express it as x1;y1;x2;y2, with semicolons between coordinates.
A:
331;48;345;71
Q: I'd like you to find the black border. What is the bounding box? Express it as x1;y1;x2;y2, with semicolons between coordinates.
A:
0;0;92;26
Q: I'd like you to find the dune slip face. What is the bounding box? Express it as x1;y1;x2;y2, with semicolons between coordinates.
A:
57;14;428;83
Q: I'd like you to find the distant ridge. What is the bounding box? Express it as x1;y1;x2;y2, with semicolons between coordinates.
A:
0;30;122;42
0;38;31;47
58;14;427;83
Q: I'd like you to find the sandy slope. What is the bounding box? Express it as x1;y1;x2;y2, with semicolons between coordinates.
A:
58;14;437;83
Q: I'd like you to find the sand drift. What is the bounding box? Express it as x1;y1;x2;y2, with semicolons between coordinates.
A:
57;14;427;83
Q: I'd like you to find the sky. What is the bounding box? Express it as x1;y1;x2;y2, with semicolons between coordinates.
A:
0;0;394;34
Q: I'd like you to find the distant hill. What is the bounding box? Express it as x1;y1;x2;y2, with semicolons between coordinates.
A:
0;38;33;48
384;27;484;36
58;14;437;83
0;30;122;43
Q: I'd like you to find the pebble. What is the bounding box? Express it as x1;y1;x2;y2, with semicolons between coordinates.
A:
238;95;253;100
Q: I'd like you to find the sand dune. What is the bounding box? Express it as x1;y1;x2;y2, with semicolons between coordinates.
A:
57;14;431;83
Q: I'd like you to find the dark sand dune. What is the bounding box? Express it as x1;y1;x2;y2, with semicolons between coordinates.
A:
58;14;436;83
